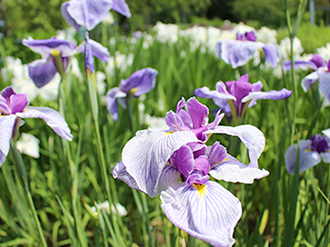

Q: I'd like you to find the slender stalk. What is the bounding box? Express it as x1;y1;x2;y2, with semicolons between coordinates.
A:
10;142;47;247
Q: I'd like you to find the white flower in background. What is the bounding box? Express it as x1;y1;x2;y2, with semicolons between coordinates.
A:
102;12;115;25
56;27;77;46
317;43;330;62
256;27;278;44
232;22;255;35
144;114;167;128
143;34;154;49
91;201;128;217
279;37;304;60
106;52;133;77
39;74;61;101
95;71;107;96
153;22;179;44
69;57;83;82
16;133;40;159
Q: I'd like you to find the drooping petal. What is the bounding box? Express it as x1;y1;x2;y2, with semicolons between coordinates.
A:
76;38;111;64
285;141;321;175
160;181;242;247
322;128;330;138
301;71;319;92
28;59;58;88
319;70;330;102
62;0;113;31
120;68;158;96
105;87;127;122
282;60;318;71
112;0;131;17
215;40;263;69
112;161;142;191
185;97;209;129
121;128;198;197
194;86;236;102
320;152;330;163
210;154;269;183
206;125;265;168
0;115;16;167
262;43;280;68
16;107;73;141
241;88;292;103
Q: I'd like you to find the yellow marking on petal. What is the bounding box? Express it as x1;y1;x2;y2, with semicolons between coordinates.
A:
130;88;137;94
50;49;60;57
304;148;311;153
193;183;207;199
163;131;174;136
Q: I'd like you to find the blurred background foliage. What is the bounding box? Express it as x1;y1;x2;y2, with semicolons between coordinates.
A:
1;0;330;58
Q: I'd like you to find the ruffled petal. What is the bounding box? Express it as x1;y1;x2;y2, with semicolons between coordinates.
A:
121;128;198;197
206;125;265;168
0;115;16;167
105;87;127;122
242;88;292;103
64;0;113;31
28;59;58;88
262;43;280;68
61;2;81;30
160;181;242;247
112;0;131;17
209;154;269;183
16;107;73;141
216;40;263;69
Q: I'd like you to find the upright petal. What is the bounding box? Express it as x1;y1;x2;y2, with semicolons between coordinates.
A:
121;128;198;197
175;145;194;178
84;32;95;73
28;59;58;88
210;154;269;183
160;181;242;247
112;0;131;18
165;111;188;131
9;94;29;114
262;43;280;68
0;115;16;167
16;107;73;141
185;97;209;129
206;125;265;168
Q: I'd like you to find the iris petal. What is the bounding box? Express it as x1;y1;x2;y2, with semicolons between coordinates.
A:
206;125;265;168
0;115;16;167
16;107;73;141
106;87;127;122
210;154;269;183
160;181;242;247
28;59;58;88
121;128;198;197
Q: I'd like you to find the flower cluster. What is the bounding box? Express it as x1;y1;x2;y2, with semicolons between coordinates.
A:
113;97;269;246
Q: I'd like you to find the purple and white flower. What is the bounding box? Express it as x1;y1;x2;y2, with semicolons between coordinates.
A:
215;31;280;69
194;74;292;122
106;68;158;122
61;0;131;31
0;87;73;167
285;134;330;175
22;37;76;88
112;97;268;246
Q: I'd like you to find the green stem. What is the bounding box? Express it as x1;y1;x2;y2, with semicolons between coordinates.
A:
126;95;136;135
10;142;47;247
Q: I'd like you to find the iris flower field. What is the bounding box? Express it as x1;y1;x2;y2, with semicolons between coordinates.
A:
0;0;330;246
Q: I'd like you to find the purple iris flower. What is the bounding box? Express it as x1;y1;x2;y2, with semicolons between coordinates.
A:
215;31;280;69
22;37;76;88
285;134;330;175
0;87;73;167
317;61;330;102
194;74;292;122
106;68;158;122
283;54;326;92
61;0;131;31
112;97;268;246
